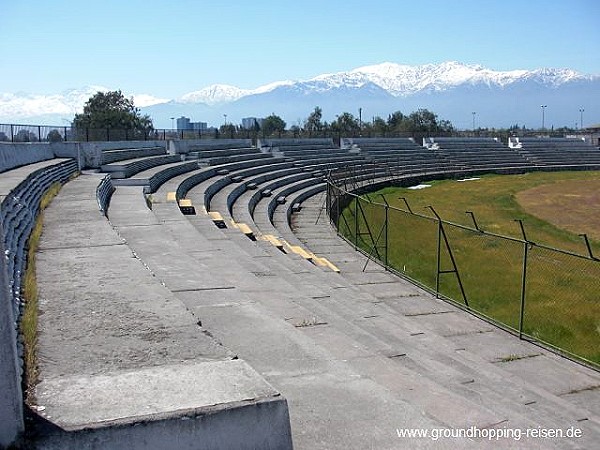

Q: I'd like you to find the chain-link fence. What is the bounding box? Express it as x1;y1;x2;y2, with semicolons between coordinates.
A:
327;178;600;369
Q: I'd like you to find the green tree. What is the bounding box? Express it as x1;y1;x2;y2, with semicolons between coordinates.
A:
407;108;437;132
305;106;323;134
14;129;37;142
331;112;360;135
46;129;63;142
219;123;236;138
438;119;454;133
262;113;286;136
73;90;153;134
372;116;388;135
387;111;405;129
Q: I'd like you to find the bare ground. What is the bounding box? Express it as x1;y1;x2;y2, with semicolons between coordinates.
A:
516;179;600;242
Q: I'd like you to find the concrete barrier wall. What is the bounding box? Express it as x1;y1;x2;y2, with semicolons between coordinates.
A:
170;139;252;155
0;159;78;447
0;142;55;173
36;397;293;450
0;221;24;447
77;141;167;168
258;138;334;149
1;142;82;172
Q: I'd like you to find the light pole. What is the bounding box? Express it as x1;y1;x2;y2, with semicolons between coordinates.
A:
540;105;547;130
223;114;227;126
358;107;362;130
472;112;476;132
579;108;585;130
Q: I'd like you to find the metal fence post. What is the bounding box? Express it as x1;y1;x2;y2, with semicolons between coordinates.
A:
519;241;529;339
379;194;390;268
435;217;442;298
336;186;340;232
516;219;529;339
354;197;359;249
384;203;389;267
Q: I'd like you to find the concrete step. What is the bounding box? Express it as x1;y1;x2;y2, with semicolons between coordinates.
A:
32;176;292;449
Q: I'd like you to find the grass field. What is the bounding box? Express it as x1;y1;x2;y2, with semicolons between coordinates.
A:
337;170;600;366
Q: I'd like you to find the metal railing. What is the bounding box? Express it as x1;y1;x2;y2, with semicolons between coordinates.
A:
326;169;600;370
0;123;212;142
0;122;449;144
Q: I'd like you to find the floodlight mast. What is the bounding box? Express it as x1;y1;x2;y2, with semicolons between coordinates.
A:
540;105;547;130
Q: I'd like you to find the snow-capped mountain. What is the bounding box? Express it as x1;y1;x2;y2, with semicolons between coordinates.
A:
178;80;295;105
0;86;168;122
152;62;598;128
180;84;248;105
1;62;597;128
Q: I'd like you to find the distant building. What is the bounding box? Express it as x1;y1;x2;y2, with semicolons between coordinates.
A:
242;117;264;130
177;116;208;132
176;116;191;130
191;121;208;132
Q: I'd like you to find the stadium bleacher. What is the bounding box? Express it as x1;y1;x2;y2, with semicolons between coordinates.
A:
2;138;600;448
510;136;600;168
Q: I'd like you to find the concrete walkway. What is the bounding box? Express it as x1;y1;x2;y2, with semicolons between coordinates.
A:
31;170;600;449
291;195;600;447
32;173;292;449
155;179;600;448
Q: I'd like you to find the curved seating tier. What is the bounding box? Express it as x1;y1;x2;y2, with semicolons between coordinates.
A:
160;140;600;449
23;163;293;448
100;146;166;165
0;158;78;322
8;138;598;448
100;154;182;179
512;137;600;167
426;137;532;170
96;174;114;215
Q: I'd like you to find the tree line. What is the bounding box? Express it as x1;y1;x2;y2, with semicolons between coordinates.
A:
68;90;456;137
1;90;579;142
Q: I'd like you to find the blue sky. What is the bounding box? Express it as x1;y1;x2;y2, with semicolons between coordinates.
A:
1;0;599;97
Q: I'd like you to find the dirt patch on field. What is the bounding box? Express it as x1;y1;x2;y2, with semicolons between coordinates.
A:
516;179;600;241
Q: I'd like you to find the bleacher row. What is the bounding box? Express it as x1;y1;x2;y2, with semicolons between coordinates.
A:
0;159;78;327
2;136;600;448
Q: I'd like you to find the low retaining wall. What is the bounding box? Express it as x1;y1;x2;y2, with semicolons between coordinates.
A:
0;220;23;447
169;139;253;155
34;360;293;450
0;142;55;173
0;158;79;447
77;141;167;168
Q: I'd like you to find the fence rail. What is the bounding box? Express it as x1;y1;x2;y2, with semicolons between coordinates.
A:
1;122;582;144
0;123;218;143
0;122;451;144
326;173;600;370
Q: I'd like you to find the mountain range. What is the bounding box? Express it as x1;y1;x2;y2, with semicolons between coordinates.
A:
1;61;598;130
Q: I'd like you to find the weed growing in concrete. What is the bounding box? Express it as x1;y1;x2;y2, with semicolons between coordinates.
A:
21;181;65;403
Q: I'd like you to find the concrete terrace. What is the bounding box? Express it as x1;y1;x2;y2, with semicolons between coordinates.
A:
1;137;599;448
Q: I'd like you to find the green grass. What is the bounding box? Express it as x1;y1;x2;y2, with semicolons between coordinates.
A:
338;171;600;366
21;181;64;403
